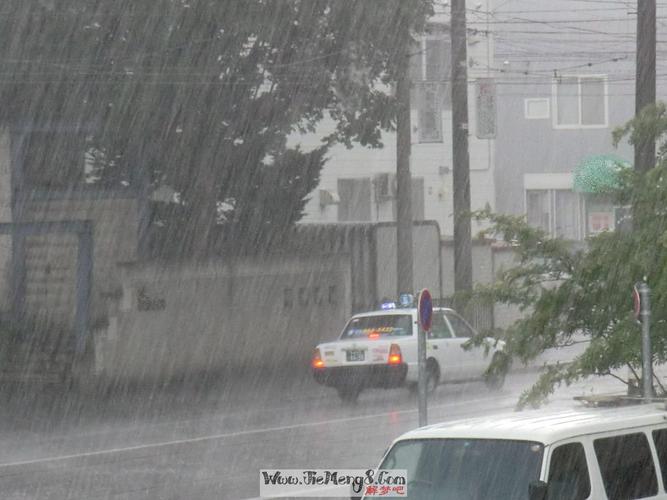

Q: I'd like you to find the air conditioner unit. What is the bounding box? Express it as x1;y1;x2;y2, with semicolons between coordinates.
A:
319;189;340;208
373;173;396;202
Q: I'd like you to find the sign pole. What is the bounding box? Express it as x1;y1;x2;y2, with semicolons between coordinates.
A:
639;282;654;399
417;289;433;427
418;323;427;426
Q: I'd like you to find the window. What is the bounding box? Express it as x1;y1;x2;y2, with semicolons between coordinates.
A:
588;212;614;234
653;429;667;490
547;442;591;500
417;83;443;142
429;313;453;339
410;28;451;143
553;75;607;128
525;189;583;240
525;98;550;120
380;439;544;500
340;315;413;340
526;190;550;233
594;433;658;500
380;440;424;486
337;178;371;221
445;312;475;338
554;190;578;239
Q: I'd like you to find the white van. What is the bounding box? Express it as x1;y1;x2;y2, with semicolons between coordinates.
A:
375;404;667;500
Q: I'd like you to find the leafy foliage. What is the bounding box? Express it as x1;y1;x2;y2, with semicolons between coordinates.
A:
469;105;667;407
0;0;433;254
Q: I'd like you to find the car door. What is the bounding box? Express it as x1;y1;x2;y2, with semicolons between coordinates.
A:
444;311;485;378
429;311;466;381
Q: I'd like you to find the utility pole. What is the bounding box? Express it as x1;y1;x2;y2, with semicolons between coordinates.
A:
451;0;472;295
635;0;656;174
638;282;654;400
396;8;414;297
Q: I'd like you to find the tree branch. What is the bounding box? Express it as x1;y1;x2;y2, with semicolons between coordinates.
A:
653;372;667;396
600;370;630;386
628;364;640;382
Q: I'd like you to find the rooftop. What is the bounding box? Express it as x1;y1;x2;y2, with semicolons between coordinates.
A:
352;307;454;318
396;404;667;446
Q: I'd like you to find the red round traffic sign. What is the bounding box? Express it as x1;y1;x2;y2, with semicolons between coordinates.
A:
418;289;433;332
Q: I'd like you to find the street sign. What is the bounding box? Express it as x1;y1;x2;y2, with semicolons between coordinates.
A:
418;289;433;332
476;78;496;139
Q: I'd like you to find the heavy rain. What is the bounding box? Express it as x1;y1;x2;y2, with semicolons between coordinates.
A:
0;1;666;499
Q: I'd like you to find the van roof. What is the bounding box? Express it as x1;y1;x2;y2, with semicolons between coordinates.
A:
396;404;667;446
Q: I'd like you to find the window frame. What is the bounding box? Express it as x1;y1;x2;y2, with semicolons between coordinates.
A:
524;174;586;240
444;311;476;339
545;441;592;500
652;428;667;494
428;311;454;339
524;188;585;240
592;431;660;500
415;81;444;143
551;74;609;130
524;98;550;120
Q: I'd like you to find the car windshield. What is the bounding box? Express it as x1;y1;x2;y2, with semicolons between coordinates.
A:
380;438;544;500
340;314;413;339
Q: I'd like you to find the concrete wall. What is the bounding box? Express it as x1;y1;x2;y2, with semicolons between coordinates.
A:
20;197;139;326
95;256;351;380
93;221;444;382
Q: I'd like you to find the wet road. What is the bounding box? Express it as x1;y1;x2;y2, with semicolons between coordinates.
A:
0;359;631;500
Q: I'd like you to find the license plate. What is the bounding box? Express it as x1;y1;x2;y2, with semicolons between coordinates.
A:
346;350;365;362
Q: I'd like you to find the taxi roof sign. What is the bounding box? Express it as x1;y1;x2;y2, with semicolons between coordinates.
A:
418;289;433;331
398;293;414;308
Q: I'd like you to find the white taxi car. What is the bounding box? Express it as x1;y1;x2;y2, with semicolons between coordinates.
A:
311;304;505;402
374;403;667;500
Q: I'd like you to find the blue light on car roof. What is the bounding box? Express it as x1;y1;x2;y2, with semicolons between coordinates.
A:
381;302;397;310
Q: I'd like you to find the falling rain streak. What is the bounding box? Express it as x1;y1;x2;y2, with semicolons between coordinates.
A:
0;1;663;498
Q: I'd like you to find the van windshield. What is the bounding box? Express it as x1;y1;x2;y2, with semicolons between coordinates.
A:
380;438;544;500
340;314;412;339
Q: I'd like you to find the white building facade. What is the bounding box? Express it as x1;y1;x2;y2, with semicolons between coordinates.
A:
295;2;498;237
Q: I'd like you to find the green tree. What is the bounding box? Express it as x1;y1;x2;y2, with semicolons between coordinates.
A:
471;104;667;408
0;0;433;255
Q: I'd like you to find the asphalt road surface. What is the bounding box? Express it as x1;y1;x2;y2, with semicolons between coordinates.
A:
0;356;635;500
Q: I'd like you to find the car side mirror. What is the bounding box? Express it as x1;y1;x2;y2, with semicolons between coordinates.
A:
528;480;547;500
